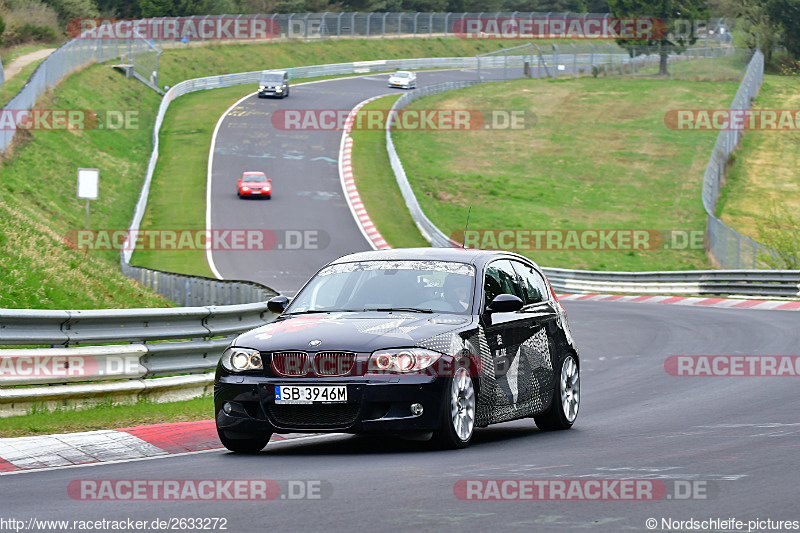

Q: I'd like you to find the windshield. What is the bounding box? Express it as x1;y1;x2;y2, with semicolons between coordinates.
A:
394;72;410;78
261;73;284;83
242;173;268;182
286;260;475;315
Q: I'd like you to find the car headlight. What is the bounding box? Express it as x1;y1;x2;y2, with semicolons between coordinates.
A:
241;186;249;191
275;88;282;92
368;348;441;374
259;85;266;90
221;347;263;372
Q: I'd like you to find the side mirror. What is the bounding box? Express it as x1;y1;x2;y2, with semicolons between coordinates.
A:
267;179;272;182
267;295;290;314
487;294;523;313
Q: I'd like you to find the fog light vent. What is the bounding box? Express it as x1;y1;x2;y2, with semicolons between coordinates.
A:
410;403;423;415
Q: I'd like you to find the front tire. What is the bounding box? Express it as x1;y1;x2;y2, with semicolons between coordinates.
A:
534;354;579;431
217;428;271;453
432;366;475;449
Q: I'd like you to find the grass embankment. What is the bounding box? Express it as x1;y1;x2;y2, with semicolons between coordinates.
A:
0;59;47;105
0;38;520;306
356;77;740;271
716;74;800;237
0;396;212;438
0;65;171;309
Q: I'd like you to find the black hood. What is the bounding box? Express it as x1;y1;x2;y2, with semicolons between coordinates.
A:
234;312;473;353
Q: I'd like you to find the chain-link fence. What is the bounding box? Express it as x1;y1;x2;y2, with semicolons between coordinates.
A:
477;42;745;83
702;51;774;269
0;23;157;154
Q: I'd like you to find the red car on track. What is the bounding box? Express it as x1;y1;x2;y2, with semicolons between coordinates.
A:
237;171;272;199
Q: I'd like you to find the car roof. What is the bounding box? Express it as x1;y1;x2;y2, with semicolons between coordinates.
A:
242;171;266;175
330;247;540;270
262;70;287;75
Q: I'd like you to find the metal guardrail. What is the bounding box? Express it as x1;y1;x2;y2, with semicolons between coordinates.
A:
544;268;800;297
0;303;274;416
120;261;277;306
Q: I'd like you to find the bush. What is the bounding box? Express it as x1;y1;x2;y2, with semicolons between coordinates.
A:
0;0;60;45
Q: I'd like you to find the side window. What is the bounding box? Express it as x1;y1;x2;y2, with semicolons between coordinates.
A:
512;262;550;305
483;260;523;308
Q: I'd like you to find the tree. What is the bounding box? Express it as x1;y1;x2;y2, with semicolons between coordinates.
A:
608;0;707;75
767;0;800;60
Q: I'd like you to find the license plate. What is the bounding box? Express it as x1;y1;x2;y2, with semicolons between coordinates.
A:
251;190;261;194
275;385;347;404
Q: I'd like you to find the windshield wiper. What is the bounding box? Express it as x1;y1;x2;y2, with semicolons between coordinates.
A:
362;307;434;314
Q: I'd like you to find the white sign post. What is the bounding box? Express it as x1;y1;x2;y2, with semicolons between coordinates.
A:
77;168;99;230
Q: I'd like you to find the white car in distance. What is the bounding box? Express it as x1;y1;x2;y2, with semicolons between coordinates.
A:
388;70;417;89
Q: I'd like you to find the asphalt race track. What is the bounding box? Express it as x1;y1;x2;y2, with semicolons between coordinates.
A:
3;71;798;533
3;303;799;531
208;70;485;295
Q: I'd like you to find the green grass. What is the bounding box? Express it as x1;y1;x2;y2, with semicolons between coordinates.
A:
0;58;49;105
0;396;213;438
350;96;429;249
0;37;515;307
390;77;740;271
716;74;800;237
0;65;172;309
131;85;253;277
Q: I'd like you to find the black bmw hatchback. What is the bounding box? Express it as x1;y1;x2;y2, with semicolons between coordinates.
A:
214;248;580;451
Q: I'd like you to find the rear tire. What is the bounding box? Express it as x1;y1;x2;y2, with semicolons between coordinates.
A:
432;366;475;449
217;428;271;453
534;354;579;431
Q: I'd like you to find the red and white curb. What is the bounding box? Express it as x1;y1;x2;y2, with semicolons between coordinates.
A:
339;94;394;251
0;420;304;474
558;293;800;311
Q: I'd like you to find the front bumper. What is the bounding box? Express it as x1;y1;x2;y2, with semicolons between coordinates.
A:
258;88;284;97
238;188;270;196
215;375;446;436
